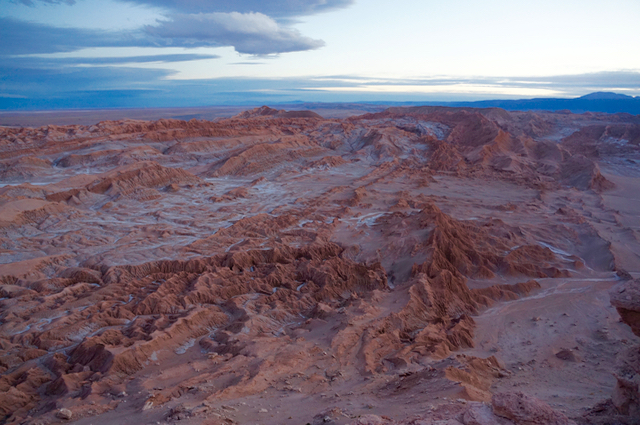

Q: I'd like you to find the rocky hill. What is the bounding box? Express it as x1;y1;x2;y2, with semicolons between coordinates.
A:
1;106;639;424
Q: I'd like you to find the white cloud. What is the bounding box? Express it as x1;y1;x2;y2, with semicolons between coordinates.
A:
120;0;354;17
145;12;324;55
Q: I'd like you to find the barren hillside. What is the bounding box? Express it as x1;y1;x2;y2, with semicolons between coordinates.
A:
1;106;639;425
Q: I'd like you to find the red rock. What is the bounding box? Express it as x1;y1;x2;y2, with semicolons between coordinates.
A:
0;106;638;424
491;392;576;425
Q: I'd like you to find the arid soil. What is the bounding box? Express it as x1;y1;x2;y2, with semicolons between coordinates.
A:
1;105;639;425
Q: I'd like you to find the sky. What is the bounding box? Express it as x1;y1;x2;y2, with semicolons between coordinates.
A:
1;0;640;109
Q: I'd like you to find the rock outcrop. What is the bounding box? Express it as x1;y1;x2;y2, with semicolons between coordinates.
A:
608;279;640;420
1;106;638;424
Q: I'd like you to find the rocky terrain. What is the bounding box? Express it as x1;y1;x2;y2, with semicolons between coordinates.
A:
1;105;639;424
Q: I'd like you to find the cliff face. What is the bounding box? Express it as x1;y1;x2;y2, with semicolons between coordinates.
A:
1;107;639;424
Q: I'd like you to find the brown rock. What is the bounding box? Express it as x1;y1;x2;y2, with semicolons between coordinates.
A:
609;279;640;418
610;280;640;337
1;107;639;425
555;349;580;362
491;392;576;425
462;403;514;425
69;340;114;373
350;415;390;425
617;269;634;281
0;387;33;418
611;346;640;417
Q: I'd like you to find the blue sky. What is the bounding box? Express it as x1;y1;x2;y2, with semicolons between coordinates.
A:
1;0;640;109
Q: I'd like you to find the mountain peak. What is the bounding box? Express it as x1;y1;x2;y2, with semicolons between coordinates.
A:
578;92;633;100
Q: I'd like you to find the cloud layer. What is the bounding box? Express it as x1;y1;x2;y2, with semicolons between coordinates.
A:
145;12;324;54
0;17;150;55
0;0;334;108
3;0;335;56
3;0;638;110
3;70;639;110
13;0;76;5
120;0;354;17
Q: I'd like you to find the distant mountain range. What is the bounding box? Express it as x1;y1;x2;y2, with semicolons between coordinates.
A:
420;91;640;114
285;92;640;116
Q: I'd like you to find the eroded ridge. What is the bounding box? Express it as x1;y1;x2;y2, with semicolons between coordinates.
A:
1;106;640;424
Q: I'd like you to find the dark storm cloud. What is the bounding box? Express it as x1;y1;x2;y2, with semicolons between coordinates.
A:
118;0;355;17
145;12;324;54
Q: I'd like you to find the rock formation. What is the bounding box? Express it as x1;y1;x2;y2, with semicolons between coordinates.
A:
1;106;639;424
606;279;640;422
